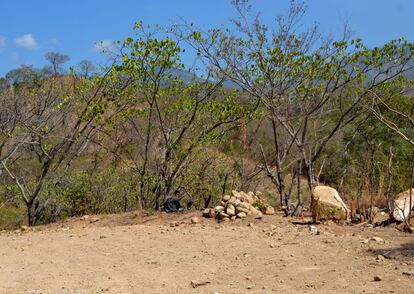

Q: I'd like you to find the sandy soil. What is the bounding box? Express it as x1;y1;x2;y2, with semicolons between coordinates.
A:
0;211;413;294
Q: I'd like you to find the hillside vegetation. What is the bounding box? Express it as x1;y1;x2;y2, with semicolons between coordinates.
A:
1;1;414;229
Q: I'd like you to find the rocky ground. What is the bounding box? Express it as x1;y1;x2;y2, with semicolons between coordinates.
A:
0;211;413;294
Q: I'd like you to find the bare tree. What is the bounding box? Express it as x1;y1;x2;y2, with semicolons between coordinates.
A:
0;71;111;226
45;52;70;75
184;0;414;222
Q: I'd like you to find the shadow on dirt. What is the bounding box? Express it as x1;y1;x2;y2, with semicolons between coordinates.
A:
371;241;414;260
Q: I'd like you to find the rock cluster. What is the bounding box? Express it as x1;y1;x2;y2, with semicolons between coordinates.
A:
202;190;275;221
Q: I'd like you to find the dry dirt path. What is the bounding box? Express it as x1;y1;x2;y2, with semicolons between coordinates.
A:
0;212;413;293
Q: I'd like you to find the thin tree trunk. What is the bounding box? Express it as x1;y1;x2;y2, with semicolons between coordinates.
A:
406;150;414;230
385;148;393;212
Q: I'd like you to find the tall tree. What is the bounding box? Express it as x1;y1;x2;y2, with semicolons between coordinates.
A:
45;52;70;75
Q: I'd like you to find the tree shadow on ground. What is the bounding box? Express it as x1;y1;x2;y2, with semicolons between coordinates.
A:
371;241;414;260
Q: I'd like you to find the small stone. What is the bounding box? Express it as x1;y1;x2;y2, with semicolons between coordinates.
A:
265;206;275;215
226;204;236;216
309;225;319;235
228;196;237;205
218;211;230;219
237;212;247;218
191;217;199;224
370;236;384;243
236;206;251;216
222;195;231;202
373;275;382;281
170;221;179;227
214;205;225;213
89;217;100;223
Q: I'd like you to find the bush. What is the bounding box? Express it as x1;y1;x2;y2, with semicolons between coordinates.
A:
0;206;25;230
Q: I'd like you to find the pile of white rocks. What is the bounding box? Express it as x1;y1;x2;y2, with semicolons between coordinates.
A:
202;190;275;221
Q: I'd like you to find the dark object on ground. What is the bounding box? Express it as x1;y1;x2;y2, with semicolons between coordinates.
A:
190;280;210;288
162;197;183;213
352;213;361;224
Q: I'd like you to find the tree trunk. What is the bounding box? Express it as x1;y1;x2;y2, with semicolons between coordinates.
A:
26;201;35;226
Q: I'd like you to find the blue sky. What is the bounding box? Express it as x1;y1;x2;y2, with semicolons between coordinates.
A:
0;0;413;76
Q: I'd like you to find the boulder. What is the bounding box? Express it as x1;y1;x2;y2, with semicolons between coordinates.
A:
392;189;414;222
214;205;225;213
311;186;350;221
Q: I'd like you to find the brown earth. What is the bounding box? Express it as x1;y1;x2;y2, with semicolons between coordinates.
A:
0;211;413;294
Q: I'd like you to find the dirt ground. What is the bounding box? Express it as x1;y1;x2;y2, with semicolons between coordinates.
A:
0;211;413;294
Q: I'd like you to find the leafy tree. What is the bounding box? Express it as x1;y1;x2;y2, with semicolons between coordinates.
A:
183;0;414;221
100;23;256;209
5;65;42;86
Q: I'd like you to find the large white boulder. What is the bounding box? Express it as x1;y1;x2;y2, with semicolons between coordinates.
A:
392;189;414;222
311;186;350;221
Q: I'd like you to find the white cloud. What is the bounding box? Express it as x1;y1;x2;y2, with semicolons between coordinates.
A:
93;40;115;53
14;34;37;49
0;36;5;48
